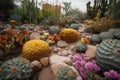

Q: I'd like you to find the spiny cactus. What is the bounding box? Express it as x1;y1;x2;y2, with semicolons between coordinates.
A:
96;39;120;73
60;28;79;43
22;40;50;61
49;26;60;34
99;32;114;40
55;66;77;80
76;41;87;52
19;25;26;30
109;29;120;39
70;23;79;30
90;34;101;43
0;58;32;80
29;26;34;31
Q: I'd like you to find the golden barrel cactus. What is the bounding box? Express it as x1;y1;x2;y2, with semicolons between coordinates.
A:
60;28;79;43
22;40;50;61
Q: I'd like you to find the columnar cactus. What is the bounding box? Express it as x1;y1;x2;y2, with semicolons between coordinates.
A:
49;26;60;34
99;32;113;40
0;58;32;80
90;34;101;43
109;29;120;39
96;39;120;73
55;66;77;80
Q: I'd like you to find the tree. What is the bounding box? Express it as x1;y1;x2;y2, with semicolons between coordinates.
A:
62;2;71;16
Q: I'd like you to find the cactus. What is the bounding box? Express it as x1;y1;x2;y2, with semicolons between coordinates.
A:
22;40;50;61
19;25;26;30
0;58;32;80
99;32;113;40
49;26;60;34
55;66;77;80
29;26;34;31
76;41;87;52
60;28;79;43
90;34;101;43
70;23;79;30
6;24;12;28
96;39;120;73
109;29;120;39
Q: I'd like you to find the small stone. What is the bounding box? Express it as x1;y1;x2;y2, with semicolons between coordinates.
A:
49;54;72;65
62;50;68;56
31;60;41;71
67;50;74;55
53;47;61;52
40;57;49;67
30;32;40;40
57;51;62;56
57;40;68;48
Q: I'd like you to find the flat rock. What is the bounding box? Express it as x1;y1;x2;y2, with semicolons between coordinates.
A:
49;54;72;65
30;60;41;71
57;40;68;48
85;45;97;59
40;57;49;67
30;32;40;40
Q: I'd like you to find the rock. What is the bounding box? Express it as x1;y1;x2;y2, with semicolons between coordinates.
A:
85;45;97;59
40;57;49;67
49;54;72;65
57;40;68;48
31;60;41;71
51;62;79;76
30;32;40;40
61;50;68;56
70;45;77;53
67;50;74;55
53;47;61;52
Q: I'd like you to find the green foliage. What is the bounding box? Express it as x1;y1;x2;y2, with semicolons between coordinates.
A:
49;26;60;34
55;66;77;80
90;34;101;43
62;2;71;16
99;32;114;40
96;39;120;73
76;41;87;52
70;23;79;30
0;57;32;80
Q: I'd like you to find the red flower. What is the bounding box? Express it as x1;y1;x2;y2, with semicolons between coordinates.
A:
117;50;120;53
12;67;17;72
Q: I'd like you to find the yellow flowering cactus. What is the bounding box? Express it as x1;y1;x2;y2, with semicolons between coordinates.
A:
22;40;50;61
60;28;79;43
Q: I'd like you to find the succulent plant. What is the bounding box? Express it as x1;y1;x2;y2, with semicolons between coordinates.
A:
55;66;77;80
0;58;32;80
96;39;120;73
99;32;114;40
19;25;26;30
29;26;34;31
60;28;79;43
90;34;101;43
109;28;120;39
6;24;12;28
76;41;87;52
70;23;79;30
49;26;60;34
22;40;50;61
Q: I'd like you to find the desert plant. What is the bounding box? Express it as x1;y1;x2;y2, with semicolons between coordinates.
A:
70;23;79;30
99;32;113;40
96;39;120;73
55;66;77;80
108;28;120;39
22;40;50;61
60;28;79;43
76;41;87;52
90;34;101;43
0;57;32;80
49;26;60;34
19;25;26;30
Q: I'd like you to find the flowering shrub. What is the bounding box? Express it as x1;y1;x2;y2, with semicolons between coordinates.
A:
0;28;30;54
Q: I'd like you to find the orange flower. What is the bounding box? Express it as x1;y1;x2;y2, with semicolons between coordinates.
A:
11;67;17;72
0;67;3;72
68;71;73;76
13;34;18;38
81;38;85;44
7;29;13;33
24;30;29;35
3;35;8;40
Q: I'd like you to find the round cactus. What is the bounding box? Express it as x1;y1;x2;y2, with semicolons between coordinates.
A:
49;26;60;34
19;25;26;30
55;66;77;80
96;39;120;73
76;41;87;52
0;58;32;80
99;32;113;40
29;26;34;31
90;34;101;43
22;40;50;61
109;28;120;39
70;23;79;30
60;28;79;43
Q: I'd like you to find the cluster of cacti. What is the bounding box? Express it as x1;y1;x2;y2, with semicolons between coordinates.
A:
76;41;87;52
22;40;50;61
99;32;113;40
109;29;120;39
0;58;32;80
96;39;120;73
55;66;77;80
60;28;79;43
90;34;101;43
49;26;60;34
70;23;79;30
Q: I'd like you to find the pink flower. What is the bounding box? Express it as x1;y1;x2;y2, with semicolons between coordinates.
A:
73;54;82;61
77;76;82;80
109;70;118;79
80;70;87;78
93;64;100;71
85;62;93;70
104;72;111;78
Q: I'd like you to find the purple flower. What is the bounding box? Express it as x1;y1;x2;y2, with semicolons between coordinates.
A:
85;62;93;70
80;70;87;78
73;54;82;61
77;76;82;80
93;64;100;71
80;60;86;66
81;54;89;60
91;60;96;64
109;70;118;79
104;72;111;78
